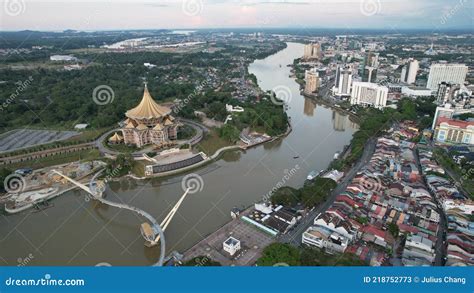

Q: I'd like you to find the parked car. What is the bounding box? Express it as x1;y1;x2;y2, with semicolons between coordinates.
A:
14;168;33;176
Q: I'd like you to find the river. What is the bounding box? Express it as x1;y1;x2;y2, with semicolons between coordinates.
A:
0;42;358;266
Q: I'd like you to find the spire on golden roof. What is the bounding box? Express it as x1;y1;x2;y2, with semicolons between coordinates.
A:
125;84;172;120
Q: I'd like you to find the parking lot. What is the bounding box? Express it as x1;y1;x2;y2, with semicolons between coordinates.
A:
0;129;79;153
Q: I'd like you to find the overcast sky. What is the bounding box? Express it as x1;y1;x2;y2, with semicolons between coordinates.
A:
1;0;472;31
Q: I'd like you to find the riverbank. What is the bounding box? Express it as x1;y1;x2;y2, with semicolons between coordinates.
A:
140;120;293;179
4;185;78;214
3;160;105;214
302;91;360;122
0;42;358;266
155;42;358;260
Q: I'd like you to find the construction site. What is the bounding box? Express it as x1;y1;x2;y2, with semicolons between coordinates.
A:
2;161;105;214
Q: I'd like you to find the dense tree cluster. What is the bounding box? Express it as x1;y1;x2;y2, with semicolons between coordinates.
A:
179;91;288;138
104;154;134;178
0;65;195;130
270;178;337;208
234;98;289;136
218;124;240;143
332;97;437;170
257;243;366;266
0;31;289;152
270;186;300;207
257;243;301;266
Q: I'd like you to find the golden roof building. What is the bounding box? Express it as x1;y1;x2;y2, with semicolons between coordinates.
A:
121;84;179;148
108;132;123;144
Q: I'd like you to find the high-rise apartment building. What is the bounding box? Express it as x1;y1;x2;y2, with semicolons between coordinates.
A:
303;43;322;60
350;82;388;109
427;63;468;90
360;52;379;82
305;69;320;94
400;58;419;84
334;66;352;97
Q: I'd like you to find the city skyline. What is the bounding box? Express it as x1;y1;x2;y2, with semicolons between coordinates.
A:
1;0;472;31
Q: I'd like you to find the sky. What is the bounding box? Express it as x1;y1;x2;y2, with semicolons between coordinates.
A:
0;0;472;31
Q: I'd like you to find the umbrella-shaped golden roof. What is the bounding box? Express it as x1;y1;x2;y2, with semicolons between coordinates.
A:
125;84;172;120
108;132;123;142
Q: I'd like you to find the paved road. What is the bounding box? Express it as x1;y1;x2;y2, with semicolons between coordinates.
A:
94;119;208;156
178;118;209;146
279;137;377;245
95;128;122;155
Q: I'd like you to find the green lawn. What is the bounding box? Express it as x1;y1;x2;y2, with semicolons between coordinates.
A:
195;129;234;156
69;127;112;142
131;160;147;177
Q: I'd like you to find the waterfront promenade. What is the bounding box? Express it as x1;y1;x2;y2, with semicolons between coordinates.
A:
182;207;274;266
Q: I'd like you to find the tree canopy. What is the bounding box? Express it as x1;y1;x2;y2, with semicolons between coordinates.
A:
257;243;367;266
257;243;301;266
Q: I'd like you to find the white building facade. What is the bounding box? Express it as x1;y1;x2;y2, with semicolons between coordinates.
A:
334;68;352;97
401;86;432;98
223;237;241;256
427;63;468;90
400;58;419;84
350;82;388;109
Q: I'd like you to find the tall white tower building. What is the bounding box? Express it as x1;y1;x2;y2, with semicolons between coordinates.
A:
400;58;419;84
334;67;352;97
426;63;468;90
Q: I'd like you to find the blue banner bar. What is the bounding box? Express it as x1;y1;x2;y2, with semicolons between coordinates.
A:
0;267;472;293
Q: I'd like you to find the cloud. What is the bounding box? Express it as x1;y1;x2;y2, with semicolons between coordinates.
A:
241;0;311;6
2;0;471;31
